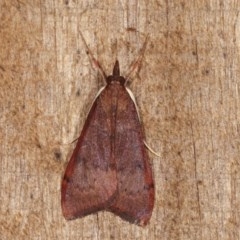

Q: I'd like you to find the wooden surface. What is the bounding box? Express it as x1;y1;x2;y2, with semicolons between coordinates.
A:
1;0;240;239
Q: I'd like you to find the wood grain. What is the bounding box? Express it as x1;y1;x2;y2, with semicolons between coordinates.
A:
1;0;240;239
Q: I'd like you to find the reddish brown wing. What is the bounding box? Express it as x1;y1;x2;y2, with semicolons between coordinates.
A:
108;83;154;226
61;88;118;220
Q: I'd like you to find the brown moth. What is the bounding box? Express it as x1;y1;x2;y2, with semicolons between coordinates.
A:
61;40;154;226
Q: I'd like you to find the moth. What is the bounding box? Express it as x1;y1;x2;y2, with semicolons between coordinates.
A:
61;36;154;226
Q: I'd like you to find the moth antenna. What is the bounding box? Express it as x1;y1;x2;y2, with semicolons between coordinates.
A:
79;31;107;80
125;34;149;83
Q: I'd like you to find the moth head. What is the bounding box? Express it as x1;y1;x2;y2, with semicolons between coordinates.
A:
106;60;125;85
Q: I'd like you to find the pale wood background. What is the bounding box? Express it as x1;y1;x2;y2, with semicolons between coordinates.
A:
1;0;240;239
